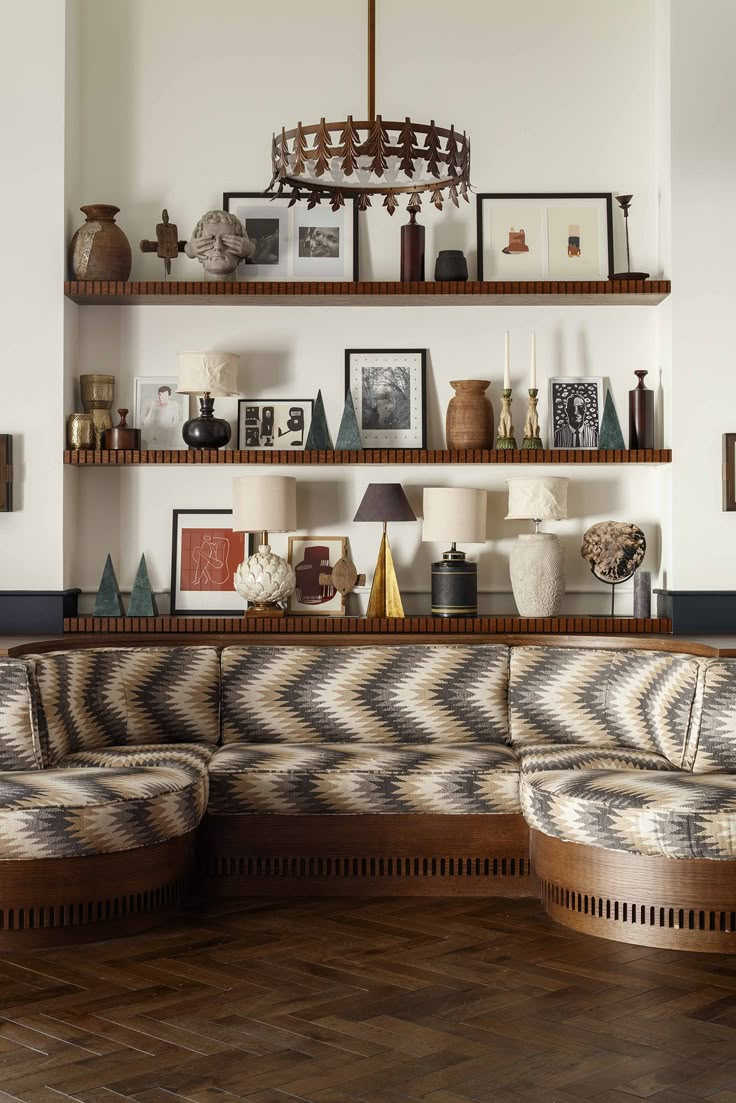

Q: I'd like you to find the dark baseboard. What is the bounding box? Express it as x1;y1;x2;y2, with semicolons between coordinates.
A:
0;589;80;634
655;589;736;635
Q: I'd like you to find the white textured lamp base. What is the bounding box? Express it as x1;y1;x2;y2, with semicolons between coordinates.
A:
510;533;565;617
234;544;296;613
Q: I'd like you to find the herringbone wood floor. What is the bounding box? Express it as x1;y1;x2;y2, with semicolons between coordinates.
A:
0;897;735;1103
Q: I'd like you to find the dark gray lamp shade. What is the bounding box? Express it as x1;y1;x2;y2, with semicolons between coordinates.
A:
354;483;416;523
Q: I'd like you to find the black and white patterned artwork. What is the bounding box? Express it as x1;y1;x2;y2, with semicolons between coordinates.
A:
549;377;603;449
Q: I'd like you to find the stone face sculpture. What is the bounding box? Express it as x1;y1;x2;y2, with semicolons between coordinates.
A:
184;210;256;281
581;521;646;583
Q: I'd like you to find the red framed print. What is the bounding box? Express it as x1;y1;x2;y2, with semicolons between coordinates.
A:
170;509;246;615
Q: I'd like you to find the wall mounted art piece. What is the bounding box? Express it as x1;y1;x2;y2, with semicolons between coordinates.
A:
345;349;427;449
222;192;359;281
237;399;314;450
127;554;158;617
134;378;189;450
0;435;12;512
476;193;614;281
335;390;362;450
287;536;349;615
304;389;333;450
724;433;736;512
93;554;125;616
599;389;625;449
549;377;603;449
170;509;246;615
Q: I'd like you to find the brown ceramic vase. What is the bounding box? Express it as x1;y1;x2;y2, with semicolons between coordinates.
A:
69;205;132;280
446;380;494;449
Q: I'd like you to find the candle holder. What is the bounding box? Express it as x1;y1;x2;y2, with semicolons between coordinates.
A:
496;388;517;450
522;388;543;449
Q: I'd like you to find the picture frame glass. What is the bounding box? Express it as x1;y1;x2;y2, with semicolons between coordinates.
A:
237;400;314;450
135;377;189;450
171;510;246;614
549;377;604;449
346;350;427;448
288;536;348;615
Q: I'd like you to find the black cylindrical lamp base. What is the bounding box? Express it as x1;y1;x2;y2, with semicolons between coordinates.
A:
431;550;478;618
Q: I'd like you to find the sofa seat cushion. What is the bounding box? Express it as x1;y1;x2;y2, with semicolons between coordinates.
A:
0;659;42;771
521;769;736;860
60;743;213;775
0;765;208;860
207;743;521;815
518;745;677;774
688;659;736;772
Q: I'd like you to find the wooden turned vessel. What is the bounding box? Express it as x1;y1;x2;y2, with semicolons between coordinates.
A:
446;380;494;449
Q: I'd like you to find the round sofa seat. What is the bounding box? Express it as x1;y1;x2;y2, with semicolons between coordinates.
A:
0;764;208;860
59;742;214;774
520;769;736;860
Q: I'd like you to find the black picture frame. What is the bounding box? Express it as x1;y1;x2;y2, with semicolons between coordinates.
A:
345;348;428;450
476;192;614;281
170;508;245;616
222;190;360;280
237;398;315;450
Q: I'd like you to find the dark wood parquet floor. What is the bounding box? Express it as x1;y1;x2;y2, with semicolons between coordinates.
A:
0;897;735;1103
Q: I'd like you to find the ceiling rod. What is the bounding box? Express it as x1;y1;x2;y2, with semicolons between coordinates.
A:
368;0;376;122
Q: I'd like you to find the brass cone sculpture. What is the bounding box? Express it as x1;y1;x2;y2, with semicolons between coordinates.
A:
366;526;404;618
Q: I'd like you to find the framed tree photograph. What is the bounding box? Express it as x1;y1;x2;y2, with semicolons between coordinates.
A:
222;191;359;281
287;535;349;615
476;193;614;280
724;433;736;512
237;399;314;450
345;349;427;449
549;377;604;449
170;509;246;615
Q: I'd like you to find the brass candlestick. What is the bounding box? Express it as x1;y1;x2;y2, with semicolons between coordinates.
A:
496;388;517;449
522;388;543;449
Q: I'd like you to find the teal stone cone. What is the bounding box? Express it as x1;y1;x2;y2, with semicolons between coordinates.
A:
599;389;625;449
335;390;363;450
93;554;125;616
127;554;158;616
305;389;334;450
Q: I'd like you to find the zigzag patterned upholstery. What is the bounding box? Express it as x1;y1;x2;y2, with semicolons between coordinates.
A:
29;647;221;764
521;769;736;859
0;764;208;860
60;743;213;775
221;645;510;745
0;659;42;771
688;660;736;772
509;647;700;766
207;743;521;814
517;745;677;774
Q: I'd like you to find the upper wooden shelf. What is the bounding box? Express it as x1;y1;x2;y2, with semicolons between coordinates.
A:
64;279;671;306
64;448;672;466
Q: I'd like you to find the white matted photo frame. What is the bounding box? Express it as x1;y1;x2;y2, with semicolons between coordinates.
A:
549;377;604;449
237;399;314;450
134;377;189;450
287;535;349;615
170;509;246;615
345;349;427;449
476;193;614;281
222;191;359;281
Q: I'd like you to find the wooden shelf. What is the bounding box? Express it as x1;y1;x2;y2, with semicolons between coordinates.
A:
64;279;671;306
64;448;672;466
64;615;672;636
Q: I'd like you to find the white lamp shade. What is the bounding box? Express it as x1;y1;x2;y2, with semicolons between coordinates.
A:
232;475;297;533
422;487;487;543
506;477;568;521
177;352;240;396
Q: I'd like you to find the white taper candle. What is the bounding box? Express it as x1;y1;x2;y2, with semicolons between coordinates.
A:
504;331;511;390
530;332;537;390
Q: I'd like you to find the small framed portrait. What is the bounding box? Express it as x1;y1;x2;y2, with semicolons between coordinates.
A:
287;535;349;616
345;349;427;449
724;434;736;512
237;399;314;450
549;377;604;449
222;191;359;281
170;509;246;615
476;193;614;281
135;377;189;450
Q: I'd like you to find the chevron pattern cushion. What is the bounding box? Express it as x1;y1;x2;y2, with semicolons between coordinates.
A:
60;743;214;775
517;745;677;774
689;660;736;772
0;659;42;771
509;647;700;766
207;743;521;814
221;645;510;745
29;647;221;764
521;769;736;859
0;764;208;860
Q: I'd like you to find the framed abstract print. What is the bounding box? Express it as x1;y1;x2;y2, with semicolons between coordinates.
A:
476;193;614;281
237;399;314;450
287;535;349;615
170;509;246;615
549;377;604;449
345;349;427;449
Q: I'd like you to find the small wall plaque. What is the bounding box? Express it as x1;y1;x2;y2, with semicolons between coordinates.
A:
0;435;13;512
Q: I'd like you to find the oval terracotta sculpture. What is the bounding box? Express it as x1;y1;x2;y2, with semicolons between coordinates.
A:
69;205;132;280
446;380;494;450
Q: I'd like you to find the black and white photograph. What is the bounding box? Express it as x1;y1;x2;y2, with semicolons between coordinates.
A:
549;377;604;449
134;377;189;450
223;191;359;280
345;350;427;448
237;399;314;450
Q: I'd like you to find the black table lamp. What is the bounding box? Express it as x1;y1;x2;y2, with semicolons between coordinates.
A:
354;483;416;618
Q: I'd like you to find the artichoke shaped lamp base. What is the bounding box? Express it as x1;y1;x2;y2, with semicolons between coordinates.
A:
509;532;565;617
234;544;296;616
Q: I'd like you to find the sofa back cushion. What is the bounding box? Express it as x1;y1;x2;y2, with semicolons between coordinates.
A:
0;658;42;771
221;644;510;744
509;646;701;767
30;647;220;764
689;659;736;772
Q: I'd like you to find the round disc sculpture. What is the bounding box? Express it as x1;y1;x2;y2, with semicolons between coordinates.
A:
581;521;647;616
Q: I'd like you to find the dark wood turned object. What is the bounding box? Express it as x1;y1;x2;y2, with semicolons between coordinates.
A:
102;409;141;450
139;209;187;277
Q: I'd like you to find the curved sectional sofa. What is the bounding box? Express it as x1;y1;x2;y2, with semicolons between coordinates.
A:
0;640;734;951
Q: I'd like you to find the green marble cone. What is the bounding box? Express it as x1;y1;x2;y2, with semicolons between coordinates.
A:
335;390;362;450
599;390;626;449
305;389;334;450
93;554;125;616
127;554;158;616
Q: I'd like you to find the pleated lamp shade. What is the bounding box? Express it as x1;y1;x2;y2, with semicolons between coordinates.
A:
506;477;568;521
354;483;416;523
177;352;239;396
422;488;487;544
232;475;297;533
